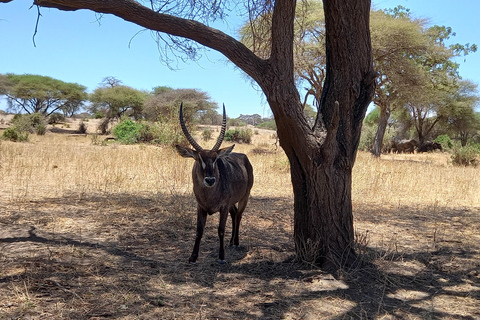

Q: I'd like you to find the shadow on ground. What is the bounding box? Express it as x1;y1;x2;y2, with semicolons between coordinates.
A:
1;192;479;319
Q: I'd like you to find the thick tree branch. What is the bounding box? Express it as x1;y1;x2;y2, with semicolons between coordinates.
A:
31;0;267;82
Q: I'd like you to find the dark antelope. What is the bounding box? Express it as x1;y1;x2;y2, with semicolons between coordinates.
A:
176;103;254;264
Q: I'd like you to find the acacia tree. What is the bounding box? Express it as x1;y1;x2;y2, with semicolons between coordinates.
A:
143;87;217;123
3;0;376;269
0;73;87;116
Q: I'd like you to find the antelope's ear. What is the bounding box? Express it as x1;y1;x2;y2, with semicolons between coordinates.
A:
175;145;197;159
217;144;235;157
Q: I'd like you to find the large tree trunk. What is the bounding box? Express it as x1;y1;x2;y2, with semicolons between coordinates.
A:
263;0;375;269
371;104;390;157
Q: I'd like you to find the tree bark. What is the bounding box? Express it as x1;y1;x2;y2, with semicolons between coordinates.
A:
17;0;376;270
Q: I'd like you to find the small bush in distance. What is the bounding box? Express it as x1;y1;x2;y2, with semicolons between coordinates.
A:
78;121;88;134
224;128;252;144
35;123;47;135
202;129;212;141
113;119;141;144
451;146;479;167
1;127;29;142
48;113;65;124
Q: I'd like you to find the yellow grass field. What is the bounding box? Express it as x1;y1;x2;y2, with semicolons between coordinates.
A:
1;125;479;319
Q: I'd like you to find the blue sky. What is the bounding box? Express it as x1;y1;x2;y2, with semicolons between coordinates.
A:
1;0;479;118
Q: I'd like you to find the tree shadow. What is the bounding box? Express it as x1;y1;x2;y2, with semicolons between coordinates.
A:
1;191;479;319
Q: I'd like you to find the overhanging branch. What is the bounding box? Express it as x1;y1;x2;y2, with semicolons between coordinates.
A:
31;0;267;81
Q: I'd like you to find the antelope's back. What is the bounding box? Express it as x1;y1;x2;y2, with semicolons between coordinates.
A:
218;152;253;196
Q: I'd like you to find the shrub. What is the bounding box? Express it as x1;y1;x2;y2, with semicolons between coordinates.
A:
78;121;88;134
35;123;47;135
227;118;247;127
94;112;104;119
1;127;29;142
434;134;453;150
202;129;212;142
113;119;142;144
11;113;47;135
48;113;65;124
224;128;252;144
256;119;277;130
451;146;479;167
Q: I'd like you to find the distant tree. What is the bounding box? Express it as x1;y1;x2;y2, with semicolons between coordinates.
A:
444;80;480;146
0;73;87;116
89;84;146;120
369;7;429;156
198;108;221;125
143;87;216;123
402;26;477;145
238;114;262;126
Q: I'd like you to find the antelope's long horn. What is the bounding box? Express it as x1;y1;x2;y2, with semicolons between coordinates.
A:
179;102;203;151
212;104;227;151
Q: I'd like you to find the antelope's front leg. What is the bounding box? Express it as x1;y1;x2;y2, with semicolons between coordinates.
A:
189;206;207;263
217;208;229;264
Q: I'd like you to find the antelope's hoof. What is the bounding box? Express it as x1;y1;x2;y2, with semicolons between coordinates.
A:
217;259;226;265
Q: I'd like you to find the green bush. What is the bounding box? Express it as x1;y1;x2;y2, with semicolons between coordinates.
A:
451;146;479;167
113;119;186;146
35;123;47;135
202;129;212;142
113;119;142;144
94;112;104;119
256;119;277;130
227;118;247;127
1;127;29;142
434;134;453;150
224;128;252;144
48;113;65;124
11;113;47;135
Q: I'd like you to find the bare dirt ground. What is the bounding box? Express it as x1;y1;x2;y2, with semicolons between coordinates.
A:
1;123;479;319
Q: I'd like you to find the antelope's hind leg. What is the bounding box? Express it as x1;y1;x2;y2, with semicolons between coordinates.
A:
229;204;241;247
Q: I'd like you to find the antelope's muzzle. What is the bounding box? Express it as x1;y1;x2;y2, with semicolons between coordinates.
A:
204;177;216;187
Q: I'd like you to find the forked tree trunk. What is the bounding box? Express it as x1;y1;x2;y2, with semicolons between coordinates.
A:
258;0;375;269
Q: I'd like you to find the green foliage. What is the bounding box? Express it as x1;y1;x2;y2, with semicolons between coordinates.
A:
227;118;247;127
143;88;216;123
112;118;186;146
451;146;479;167
1;127;29;142
93;112;104;119
10;113;47;135
202;129;212;141
90;85;146;120
224;128;252;144
113;119;142;144
1;73;87;116
48;113;65;124
35;123;47;135
434;134;453;150
256;119;277;130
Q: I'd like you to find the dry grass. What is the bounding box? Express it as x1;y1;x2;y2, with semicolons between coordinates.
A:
1;126;479;319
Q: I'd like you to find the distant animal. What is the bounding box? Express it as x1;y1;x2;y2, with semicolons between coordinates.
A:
418;141;442;153
390;139;418;154
176;103;254;264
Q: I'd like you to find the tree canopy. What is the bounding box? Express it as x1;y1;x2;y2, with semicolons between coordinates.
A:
0;73;88;116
